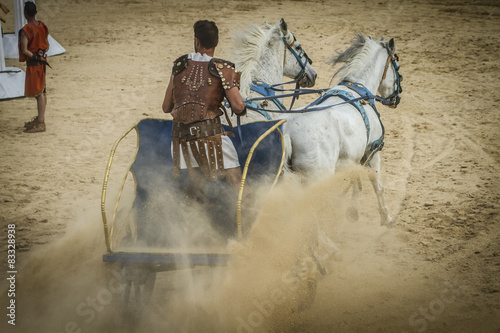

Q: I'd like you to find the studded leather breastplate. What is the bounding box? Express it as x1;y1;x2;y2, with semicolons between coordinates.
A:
172;59;224;125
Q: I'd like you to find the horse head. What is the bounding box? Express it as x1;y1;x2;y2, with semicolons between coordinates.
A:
230;19;317;121
329;34;403;109
277;18;317;88
378;38;403;108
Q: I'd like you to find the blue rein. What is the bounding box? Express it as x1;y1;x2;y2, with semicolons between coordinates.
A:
245;81;392;114
245;80;388;165
242;44;402;165
249;81;287;120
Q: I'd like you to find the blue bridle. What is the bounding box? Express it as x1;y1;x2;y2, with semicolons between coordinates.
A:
245;34;313;120
282;36;313;82
242;42;403;165
245;40;403;113
381;50;403;107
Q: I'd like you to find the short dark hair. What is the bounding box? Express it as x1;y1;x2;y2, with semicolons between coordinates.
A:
24;1;37;17
193;20;218;49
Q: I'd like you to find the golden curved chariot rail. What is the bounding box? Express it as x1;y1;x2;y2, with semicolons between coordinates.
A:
236;119;287;239
101;122;140;254
101;118;287;253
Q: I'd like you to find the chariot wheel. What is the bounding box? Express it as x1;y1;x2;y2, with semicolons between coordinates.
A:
120;264;157;325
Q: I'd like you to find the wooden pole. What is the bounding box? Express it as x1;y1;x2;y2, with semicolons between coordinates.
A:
0;3;9;14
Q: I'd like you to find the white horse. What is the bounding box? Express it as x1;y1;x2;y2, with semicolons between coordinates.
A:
229;18;317;124
282;34;403;226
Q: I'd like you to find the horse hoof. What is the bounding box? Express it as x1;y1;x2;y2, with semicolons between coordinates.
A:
346;207;359;222
381;216;394;227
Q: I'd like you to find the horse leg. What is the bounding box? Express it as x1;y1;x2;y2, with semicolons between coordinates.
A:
367;153;393;226
345;176;362;222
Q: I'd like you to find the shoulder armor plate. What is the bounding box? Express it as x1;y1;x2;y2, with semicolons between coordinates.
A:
209;58;240;90
209;58;235;78
172;55;189;75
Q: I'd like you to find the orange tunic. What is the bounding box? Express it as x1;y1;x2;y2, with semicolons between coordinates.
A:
18;21;49;97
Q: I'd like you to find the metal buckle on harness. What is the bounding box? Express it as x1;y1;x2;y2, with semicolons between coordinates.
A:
189;126;200;137
362;142;385;167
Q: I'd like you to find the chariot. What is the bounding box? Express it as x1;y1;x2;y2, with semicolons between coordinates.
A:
100;118;287;313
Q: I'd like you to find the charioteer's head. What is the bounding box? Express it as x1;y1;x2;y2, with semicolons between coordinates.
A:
193;20;219;56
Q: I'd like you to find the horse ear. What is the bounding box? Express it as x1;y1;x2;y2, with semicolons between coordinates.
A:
388;38;396;54
280;18;288;35
264;21;272;29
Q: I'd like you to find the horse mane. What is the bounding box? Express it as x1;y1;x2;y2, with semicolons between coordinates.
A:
231;23;272;97
327;34;384;85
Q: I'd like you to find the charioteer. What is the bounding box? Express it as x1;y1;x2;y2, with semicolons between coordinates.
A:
162;20;247;195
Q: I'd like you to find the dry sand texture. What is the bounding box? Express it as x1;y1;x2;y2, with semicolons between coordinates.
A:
0;0;499;332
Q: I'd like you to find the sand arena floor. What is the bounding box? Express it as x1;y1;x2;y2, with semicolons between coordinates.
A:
0;0;499;332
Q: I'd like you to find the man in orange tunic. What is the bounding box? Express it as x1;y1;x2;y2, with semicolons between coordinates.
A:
18;1;49;133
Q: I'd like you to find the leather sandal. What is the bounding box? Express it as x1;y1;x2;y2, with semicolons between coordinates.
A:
24;116;38;129
24;122;46;133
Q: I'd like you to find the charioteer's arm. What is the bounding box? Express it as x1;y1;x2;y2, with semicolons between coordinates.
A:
225;87;246;116
162;75;174;113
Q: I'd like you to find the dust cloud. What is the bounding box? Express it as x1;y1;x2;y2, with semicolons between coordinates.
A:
2;168;424;333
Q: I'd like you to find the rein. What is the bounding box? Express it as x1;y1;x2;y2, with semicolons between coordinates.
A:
243;40;402;167
245;82;392;114
236;31;313;145
246;34;314;119
245;45;402;113
282;35;313;109
244;81;389;166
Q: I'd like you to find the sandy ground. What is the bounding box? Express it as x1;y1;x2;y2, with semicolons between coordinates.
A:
1;0;499;332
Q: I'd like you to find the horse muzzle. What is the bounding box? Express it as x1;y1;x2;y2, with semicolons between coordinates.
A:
384;74;403;108
299;67;317;88
384;95;401;109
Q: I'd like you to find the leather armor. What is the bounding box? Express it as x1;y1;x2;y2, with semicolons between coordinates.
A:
171;55;241;125
170;55;242;181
